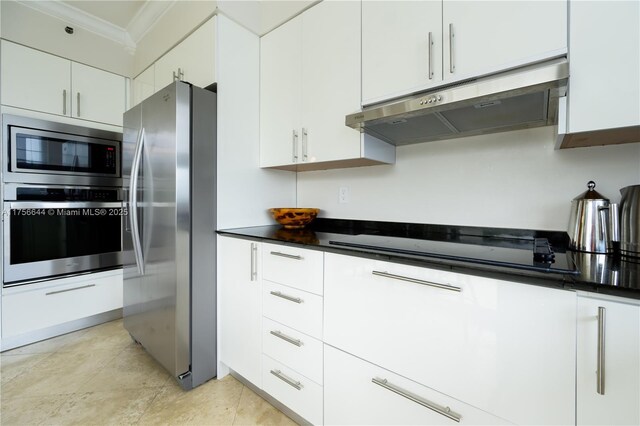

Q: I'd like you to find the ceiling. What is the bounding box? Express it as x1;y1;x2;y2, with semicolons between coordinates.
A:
61;0;147;29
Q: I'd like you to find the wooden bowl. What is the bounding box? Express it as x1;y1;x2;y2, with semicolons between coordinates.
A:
269;208;319;229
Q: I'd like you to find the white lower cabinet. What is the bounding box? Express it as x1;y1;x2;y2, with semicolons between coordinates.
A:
262;280;323;339
324;253;576;425
219;236;262;386
262;354;323;425
577;295;640;425
324;344;511;425
1;269;122;338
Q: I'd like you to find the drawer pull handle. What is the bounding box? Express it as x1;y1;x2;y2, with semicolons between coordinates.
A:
270;251;303;260
372;377;461;423
372;271;461;292
597;306;606;395
46;284;96;296
269;291;302;304
271;369;302;390
270;330;302;347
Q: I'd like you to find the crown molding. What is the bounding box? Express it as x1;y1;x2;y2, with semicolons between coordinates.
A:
127;0;176;44
12;0;176;55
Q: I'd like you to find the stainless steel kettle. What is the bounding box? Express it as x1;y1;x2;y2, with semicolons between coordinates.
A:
619;184;640;257
568;181;620;254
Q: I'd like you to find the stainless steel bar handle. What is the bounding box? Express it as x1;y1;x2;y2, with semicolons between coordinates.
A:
77;92;81;117
597;306;606;395
178;68;184;80
250;243;258;281
292;130;298;162
270;330;302;347
129;128;146;276
449;23;455;74
270;369;302;390
372;271;461;292
123;188;131;232
270;291;302;304
46;284;96;296
428;32;434;80
173;70;179;81
302;128;308;161
372;377;461;423
270;251;302;260
63;90;67;115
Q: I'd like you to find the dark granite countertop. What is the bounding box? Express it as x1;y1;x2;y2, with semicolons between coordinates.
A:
218;218;640;301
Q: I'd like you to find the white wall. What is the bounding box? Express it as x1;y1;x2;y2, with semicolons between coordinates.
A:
0;0;133;76
297;126;640;231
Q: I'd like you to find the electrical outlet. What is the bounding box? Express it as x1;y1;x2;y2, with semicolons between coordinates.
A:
339;186;349;204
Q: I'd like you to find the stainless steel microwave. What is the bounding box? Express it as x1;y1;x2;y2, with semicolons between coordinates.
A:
2;114;122;187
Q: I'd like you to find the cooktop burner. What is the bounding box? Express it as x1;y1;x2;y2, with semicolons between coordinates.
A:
329;234;578;275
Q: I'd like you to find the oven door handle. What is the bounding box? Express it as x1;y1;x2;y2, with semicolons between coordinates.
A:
129;127;145;276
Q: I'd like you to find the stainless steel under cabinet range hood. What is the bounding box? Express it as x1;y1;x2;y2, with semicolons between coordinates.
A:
346;58;569;146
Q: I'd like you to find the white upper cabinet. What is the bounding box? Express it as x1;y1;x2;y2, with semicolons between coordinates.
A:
362;1;443;103
577;295;640;426
132;66;155;107
442;1;567;81
362;1;567;104
260;1;394;171
557;0;640;148
260;14;303;168
1;40;70;116
71;62;126;126
0;40;126;126
155;17;217;92
300;0;361;165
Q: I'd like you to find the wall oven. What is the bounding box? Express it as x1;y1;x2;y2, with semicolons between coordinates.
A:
3;184;123;286
2;115;124;286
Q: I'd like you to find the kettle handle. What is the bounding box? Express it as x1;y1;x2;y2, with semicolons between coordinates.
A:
609;203;620;243
598;206;609;245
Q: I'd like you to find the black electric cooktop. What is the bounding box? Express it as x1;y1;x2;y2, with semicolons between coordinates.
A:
329;234;579;275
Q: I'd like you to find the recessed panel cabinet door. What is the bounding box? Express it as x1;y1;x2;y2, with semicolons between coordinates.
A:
1;40;71;116
300;0;361;165
132;65;155;107
72;62;126;126
362;0;443;104
442;0;567;80
259;15;303;168
577;296;640;426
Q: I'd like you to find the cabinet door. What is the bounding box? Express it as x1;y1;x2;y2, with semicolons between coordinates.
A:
324;253;576;425
154;18;217;92
325;345;511;426
568;1;640;133
259;15;302;168
577;296;640;425
0;40;71;116
71;62;126;126
443;1;567;80
219;237;262;387
362;1;442;103
300;0;361;165
132;65;155;107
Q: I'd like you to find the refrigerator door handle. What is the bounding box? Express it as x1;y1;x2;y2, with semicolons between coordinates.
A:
129;127;146;275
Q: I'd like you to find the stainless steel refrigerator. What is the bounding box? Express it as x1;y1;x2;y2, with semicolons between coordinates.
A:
122;81;216;389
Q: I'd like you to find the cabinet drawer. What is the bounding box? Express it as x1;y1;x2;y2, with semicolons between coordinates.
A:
324;253;576;425
262;354;323;425
262;317;323;385
263;281;322;339
2;270;123;338
262;243;323;295
324;344;511;425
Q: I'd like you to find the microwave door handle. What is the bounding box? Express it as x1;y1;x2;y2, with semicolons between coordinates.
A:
129;128;145;276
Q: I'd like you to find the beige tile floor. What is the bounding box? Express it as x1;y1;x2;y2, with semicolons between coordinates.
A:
0;320;297;426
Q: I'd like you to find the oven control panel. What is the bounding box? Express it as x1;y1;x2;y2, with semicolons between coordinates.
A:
15;187;120;201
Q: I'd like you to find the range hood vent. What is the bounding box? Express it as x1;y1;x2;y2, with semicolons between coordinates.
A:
346;58;569;146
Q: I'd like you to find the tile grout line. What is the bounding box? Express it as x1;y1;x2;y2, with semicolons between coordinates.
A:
231;384;246;425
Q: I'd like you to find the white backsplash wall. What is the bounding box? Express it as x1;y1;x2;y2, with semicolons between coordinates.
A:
296;126;640;231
